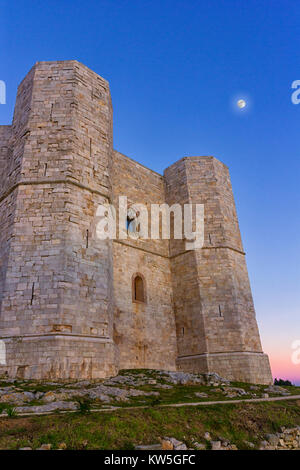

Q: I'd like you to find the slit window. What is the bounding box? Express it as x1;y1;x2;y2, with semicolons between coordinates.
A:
133;275;145;303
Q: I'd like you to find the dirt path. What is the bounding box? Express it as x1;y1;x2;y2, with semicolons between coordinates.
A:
1;394;300;419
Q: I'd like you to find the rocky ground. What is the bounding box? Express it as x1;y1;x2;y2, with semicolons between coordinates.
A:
135;426;300;451
0;369;295;416
0;370;299;450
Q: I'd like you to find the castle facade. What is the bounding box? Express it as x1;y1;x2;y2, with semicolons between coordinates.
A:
0;61;272;384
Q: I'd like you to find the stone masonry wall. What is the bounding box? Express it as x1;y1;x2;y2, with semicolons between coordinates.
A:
0;61;116;379
112;151;177;370
0;60;272;384
165;157;272;383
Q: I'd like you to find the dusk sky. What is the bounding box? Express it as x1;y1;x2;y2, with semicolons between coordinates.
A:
1;1;299;384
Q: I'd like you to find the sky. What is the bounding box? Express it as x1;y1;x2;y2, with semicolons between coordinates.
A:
0;0;299;384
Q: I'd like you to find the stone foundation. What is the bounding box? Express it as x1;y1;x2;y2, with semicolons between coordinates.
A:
0;335;117;380
177;352;272;385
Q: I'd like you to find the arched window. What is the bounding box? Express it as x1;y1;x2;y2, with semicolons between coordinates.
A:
132;274;146;303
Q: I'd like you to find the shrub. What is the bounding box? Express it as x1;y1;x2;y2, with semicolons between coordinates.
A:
274;378;293;386
76;397;92;414
6;405;17;418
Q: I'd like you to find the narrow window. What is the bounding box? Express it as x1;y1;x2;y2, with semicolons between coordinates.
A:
133;275;145;303
219;305;223;317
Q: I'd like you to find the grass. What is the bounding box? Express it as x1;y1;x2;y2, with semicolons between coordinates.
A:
0;400;299;450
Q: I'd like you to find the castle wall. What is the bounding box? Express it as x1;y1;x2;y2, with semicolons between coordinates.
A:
0;60;272;383
0;61;116;379
112;151;177;370
0;125;13;309
165;156;272;383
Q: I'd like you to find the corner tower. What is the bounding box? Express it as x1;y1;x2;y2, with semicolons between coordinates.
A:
165;156;272;384
0;61;117;379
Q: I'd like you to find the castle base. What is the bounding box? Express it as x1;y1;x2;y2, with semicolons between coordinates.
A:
0;335;117;380
176;351;273;385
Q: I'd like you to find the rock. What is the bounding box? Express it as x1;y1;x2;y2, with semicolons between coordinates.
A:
264;385;290;396
19;447;32;450
218;437;230;447
222;386;247;396
161;371;205;385
195;392;208;398
37;444;52;450
43;391;56;403
263;393;269;398
23;391;35;400
211;441;221;450
162;437;186;450
161;439;174;450
67;380;91;388
176;443;188;450
244;441;255;449
259;440;268;450
85;384;159;403
265;434;279;446
203;373;230;385
16;401;78;414
230;444;238;450
194;442;206;450
135;444;162;450
0;391;35;404
0;386;16;396
155;384;173;389
204;432;211;441
58;442;67;450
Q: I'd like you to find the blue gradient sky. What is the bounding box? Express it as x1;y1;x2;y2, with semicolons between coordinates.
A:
1;1;299;384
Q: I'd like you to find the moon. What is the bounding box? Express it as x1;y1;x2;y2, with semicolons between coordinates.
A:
237;99;246;109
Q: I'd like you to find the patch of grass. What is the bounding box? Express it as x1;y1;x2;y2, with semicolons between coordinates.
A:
76;398;92;414
0;400;299;450
5;406;17;418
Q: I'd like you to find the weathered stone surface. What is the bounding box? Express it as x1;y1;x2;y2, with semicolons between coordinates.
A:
211;441;222;450
193;442;206;450
259;427;300;450
37;444;52;450
0;391;35;404
264;385;290;395
135;444;162;450
162;437;187;450
195;392;208;398
223;386;247;398
15;401;78;414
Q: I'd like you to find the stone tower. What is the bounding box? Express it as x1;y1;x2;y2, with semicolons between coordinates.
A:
0;61;272;384
165;157;272;383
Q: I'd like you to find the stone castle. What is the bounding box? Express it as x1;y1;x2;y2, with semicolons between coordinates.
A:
0;61;272;384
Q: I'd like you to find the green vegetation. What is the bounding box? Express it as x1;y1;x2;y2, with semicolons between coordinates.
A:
76;398;92;414
0;400;299;450
5;406;17;418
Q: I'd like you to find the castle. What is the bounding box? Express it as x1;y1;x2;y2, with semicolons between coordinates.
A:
0;61;272;384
